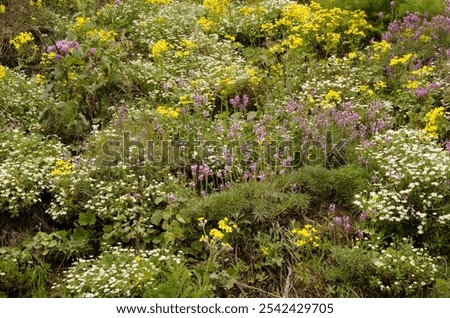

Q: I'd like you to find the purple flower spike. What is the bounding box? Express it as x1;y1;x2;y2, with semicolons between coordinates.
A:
415;87;428;98
329;203;336;214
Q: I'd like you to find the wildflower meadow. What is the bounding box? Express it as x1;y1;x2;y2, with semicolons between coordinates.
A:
1;0;450;298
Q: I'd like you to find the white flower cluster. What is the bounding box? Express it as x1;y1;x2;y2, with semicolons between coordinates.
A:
54;246;183;297
0;131;67;217
355;129;450;233
370;239;438;296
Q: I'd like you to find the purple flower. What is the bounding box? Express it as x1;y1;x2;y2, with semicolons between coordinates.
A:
444;140;450;154
378;12;384;20
215;123;223;134
329;204;336;214
415;87;428;98
168;192;177;203
390;1;395;9
356;229;364;239
115;0;122;5
359;212;367;222
89;47;97;55
229;95;240;107
334;216;342;227
47;40;80;57
343;223;351;233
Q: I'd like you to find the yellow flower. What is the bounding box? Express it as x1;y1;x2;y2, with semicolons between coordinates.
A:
203;0;230;16
371;40;391;53
389;53;414;67
282;34;304;50
322;89;341;108
375;80;386;91
86;29;117;43
29;0;42;7
411;66;433;77
261;247;269;256
197;17;214;32
35;74;45;85
0;4;6;13
52;159;73;176
245;67;261;87
146;0;172;4
404;80;419;90
40;52;56;67
0;65;6;79
9;32;34;50
178;94;192;106
156;105;180;118
348;52;357;59
135;255;142;262
150;40;171;58
424;107;445;138
292;224;320;248
73;16;90;30
224;34;235;42
209;228;224;240
181;39;197;50
218;217;234;233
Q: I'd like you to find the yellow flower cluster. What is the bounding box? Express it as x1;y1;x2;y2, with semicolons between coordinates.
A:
260;246;269;256
175;39;197;58
35;74;45;85
374;80;386;91
411;66;434;78
87;29;118;43
358;85;375;96
0;65;6;79
291;224;320;248
156;105;180;118
199;217;237;246
73;16;90;30
262;1;371;54
29;0;42;7
404;80;419;90
52;159;74;176
40;52;57;66
245;67;261;87
370;40;391;60
371;40;391;53
150;39;172;58
9;32;34;50
238;5;265;16
197;17;214;32
203;0;230;16
389;53;415;67
322;89;341;108
0;4;6;13
424;107;445;138
146;0;172;4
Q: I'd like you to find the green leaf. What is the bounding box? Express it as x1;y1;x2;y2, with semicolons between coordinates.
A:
151;210;163;225
72;228;89;242
176;213;186;224
162;209;172;220
79;212;96;225
155;196;166;205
